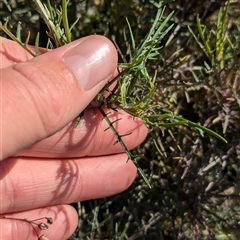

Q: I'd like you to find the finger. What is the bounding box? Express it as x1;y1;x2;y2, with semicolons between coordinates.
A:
1;205;78;240
1;35;118;160
0;37;64;68
0;37;35;68
18;108;148;158
1;154;137;213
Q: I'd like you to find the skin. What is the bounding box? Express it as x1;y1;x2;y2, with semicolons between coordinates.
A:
0;36;148;240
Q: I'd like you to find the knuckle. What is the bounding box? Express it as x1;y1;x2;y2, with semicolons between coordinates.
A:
12;61;71;132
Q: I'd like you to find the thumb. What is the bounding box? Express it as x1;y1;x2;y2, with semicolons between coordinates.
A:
1;35;118;160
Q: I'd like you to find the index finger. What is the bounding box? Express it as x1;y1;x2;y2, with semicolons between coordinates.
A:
17;108;148;158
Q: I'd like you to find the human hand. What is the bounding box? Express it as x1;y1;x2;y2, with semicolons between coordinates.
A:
0;35;148;240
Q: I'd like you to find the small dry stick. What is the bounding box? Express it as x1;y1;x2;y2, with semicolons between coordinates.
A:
0;216;53;240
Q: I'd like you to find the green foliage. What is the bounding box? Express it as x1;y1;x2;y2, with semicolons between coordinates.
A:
1;0;240;239
188;0;231;70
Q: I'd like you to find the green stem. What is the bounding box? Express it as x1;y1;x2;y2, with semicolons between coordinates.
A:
62;0;71;43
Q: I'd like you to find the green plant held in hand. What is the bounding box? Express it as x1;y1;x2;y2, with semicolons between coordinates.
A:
0;0;227;189
2;0;239;239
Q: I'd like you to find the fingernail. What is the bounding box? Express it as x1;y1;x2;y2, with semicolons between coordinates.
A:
63;36;117;91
